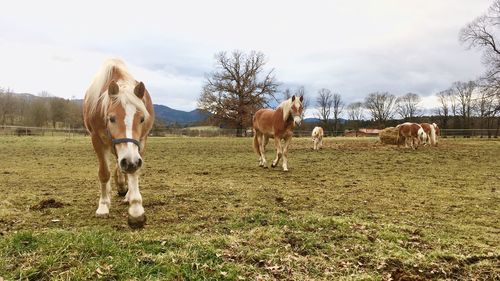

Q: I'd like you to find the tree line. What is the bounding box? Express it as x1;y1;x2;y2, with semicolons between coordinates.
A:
199;1;500;135
0;89;83;128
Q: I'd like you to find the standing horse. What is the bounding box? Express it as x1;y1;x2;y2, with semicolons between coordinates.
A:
420;123;437;146
253;95;303;171
396;122;426;149
83;59;154;229
311;126;324;150
433;123;440;145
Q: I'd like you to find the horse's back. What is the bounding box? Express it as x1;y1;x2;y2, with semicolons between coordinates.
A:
253;108;275;134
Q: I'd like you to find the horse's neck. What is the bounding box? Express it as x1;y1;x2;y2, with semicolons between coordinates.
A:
274;108;294;133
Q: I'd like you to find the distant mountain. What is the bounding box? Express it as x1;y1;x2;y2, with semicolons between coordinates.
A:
153;104;208;125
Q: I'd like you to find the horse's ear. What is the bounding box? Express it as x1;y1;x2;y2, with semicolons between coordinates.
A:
292;95;296;101
108;81;119;97
134;82;145;99
299;95;304;102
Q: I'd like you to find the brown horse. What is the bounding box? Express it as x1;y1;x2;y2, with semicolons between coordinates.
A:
253;95;303;171
83;59;154;229
311;126;324;150
420;123;437;146
396;122;426;149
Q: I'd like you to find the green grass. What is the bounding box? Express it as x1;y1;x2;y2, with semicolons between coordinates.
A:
0;136;499;280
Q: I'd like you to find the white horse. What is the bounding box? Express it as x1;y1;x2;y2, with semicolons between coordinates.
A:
311;126;324;150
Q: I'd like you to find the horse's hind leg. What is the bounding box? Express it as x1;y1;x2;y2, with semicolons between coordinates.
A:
272;138;283;167
260;135;269;168
126;173;146;229
282;136;292;171
92;136;111;217
114;166;128;197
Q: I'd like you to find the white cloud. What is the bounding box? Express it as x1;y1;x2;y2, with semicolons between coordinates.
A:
0;0;493;112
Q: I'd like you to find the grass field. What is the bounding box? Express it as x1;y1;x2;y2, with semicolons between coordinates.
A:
0;136;499;280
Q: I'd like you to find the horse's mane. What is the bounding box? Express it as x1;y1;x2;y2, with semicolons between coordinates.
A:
85;59;150;119
277;98;293;121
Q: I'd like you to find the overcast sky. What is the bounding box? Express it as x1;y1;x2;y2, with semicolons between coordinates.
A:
0;0;491;116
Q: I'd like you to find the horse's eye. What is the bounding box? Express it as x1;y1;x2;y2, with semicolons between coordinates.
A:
140;116;145;123
109;116;116;123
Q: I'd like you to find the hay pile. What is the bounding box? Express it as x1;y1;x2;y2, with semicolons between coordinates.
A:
379;127;404;145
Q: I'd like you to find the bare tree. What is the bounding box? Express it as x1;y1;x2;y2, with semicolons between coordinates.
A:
347;102;364;121
395;92;421;121
0;89;16;125
474;88;497;136
452;81;476;128
436;90;451;129
331;93;344;133
315;88;333;130
346;102;364;134
460;0;500;112
30;98;49;127
198;50;279;136
364;92;396;128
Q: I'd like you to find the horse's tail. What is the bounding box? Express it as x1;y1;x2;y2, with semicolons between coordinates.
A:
396;126;401;147
253;130;261;155
429;125;436;146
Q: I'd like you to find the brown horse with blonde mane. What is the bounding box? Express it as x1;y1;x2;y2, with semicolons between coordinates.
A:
253;95;303;171
83;59;154;229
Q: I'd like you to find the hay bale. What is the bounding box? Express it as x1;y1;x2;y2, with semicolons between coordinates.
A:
379;127;404;145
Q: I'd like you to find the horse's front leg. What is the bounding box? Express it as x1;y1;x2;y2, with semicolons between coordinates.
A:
92;137;111;217
272;138;283;167
282;136;292;172
114;166;128;197
127;173;146;229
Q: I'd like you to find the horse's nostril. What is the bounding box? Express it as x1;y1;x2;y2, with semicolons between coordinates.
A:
120;158;128;169
137;158;143;168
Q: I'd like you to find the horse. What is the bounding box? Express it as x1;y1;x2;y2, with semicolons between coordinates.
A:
311;126;324;150
433;123;440;145
419;123;438;146
252;95;303;171
83;59;154;229
396;122;426;149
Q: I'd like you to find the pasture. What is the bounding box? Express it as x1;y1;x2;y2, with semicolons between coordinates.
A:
0;136;498;280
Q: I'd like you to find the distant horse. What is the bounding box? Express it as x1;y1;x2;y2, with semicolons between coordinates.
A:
433;123;440;145
83;59;154;229
253;95;304;171
420;123;438;146
311;126;324;150
396;122;426;149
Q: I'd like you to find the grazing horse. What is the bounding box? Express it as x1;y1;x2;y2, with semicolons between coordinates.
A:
83;59;154;229
396;122;426;149
311;126;324;150
420;123;438;146
253;95;304;171
433;123;440;145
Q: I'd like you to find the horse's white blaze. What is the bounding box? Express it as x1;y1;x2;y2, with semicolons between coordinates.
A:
293;115;302;126
117;104;141;165
127;173;144;218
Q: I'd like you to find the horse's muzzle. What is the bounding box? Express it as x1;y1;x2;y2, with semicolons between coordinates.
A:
120;157;143;173
293;116;302;127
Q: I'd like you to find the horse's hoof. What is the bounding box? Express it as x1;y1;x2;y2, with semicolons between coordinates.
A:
271;163;276;168
117;190;128;197
95;212;109;218
128;214;147;229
